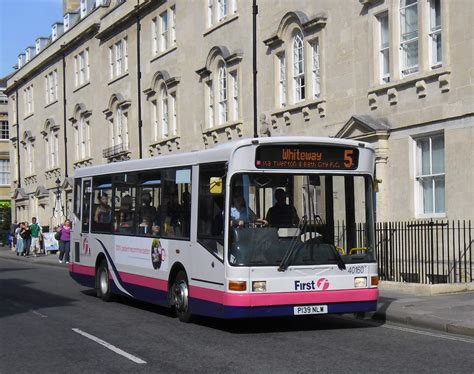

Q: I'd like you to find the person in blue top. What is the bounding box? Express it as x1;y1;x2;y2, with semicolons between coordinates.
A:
230;191;266;227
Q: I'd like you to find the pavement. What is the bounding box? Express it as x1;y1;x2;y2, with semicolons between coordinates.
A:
1;245;473;338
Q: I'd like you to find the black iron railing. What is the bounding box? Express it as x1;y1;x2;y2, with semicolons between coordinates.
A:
375;220;473;284
102;143;127;159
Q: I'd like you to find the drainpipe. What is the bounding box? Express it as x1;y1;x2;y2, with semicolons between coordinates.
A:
136;0;143;158
252;0;258;138
62;52;69;177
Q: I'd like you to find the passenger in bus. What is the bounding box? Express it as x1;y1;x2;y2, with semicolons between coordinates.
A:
139;192;157;225
230;191;266;227
266;188;299;228
118;195;134;233
94;193;112;224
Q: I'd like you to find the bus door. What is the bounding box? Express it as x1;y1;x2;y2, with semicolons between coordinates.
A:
72;178;92;263
192;163;226;290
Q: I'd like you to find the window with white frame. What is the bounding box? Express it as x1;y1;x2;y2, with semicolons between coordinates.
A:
429;0;442;68
0;160;9;185
112;107;128;148
24;85;34;116
171;6;176;45
161;85;169;138
277;53;286;107
0;121;9;139
76;116;90;161
230;71;238;121
153;7;176;55
293;32;305;103
160;11;169;52
45;70;58;104
109;38;128;79
378;13;390;83
207;80;214;128
208;0;235;27
218;65;228;125
311;40;321;97
45;125;59;169
415;134;445;215
25;139;34;175
74;49;90;87
400;0;419;76
170;92;177;136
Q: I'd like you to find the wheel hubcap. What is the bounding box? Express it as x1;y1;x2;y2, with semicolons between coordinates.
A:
173;280;188;312
100;268;109;294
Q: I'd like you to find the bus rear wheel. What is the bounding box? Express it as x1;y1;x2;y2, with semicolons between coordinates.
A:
96;260;112;302
171;271;192;323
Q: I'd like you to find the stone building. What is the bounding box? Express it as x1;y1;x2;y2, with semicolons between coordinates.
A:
5;0;474;228
0;76;11;207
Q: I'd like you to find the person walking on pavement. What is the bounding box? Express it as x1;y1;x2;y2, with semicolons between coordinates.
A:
29;217;43;257
20;222;32;256
57;219;72;264
15;222;24;256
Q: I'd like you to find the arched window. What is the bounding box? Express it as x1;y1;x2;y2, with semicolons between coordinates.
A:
113;106;128;148
218;65;228;124
45;124;59;169
293;32;305;102
70;105;91;162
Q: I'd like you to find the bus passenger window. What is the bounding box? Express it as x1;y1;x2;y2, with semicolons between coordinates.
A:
91;177;113;233
158;168;191;239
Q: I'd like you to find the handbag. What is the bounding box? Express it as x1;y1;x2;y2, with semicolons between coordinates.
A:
54;231;61;241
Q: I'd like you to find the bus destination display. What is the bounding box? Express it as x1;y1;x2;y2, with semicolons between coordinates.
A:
255;145;359;170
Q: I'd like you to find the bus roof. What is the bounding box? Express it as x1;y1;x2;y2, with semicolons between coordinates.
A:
74;136;373;178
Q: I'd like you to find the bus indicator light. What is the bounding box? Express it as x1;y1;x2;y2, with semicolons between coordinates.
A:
229;280;247;291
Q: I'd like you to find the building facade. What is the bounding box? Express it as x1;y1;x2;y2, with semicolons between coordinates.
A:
6;0;474;228
0;76;11;208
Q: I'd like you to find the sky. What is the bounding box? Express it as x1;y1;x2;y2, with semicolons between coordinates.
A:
0;0;64;78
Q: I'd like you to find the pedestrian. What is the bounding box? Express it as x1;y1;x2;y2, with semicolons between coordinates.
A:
11;221;18;250
57;219;72;264
29;217;43;257
15;222;24;256
20;222;31;256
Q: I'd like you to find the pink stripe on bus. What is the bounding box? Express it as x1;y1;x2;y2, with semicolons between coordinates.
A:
70;263;95;276
119;272;168;291
192;287;379;307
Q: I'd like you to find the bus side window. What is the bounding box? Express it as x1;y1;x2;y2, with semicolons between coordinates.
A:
197;163;226;259
91;177;113;233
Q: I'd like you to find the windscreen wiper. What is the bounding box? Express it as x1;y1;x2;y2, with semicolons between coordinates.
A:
278;216;306;272
330;244;346;271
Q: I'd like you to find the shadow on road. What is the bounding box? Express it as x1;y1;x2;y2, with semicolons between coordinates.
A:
0;278;78;319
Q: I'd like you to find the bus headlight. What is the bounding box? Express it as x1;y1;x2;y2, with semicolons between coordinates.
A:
252;281;267;292
229;280;247;291
354;277;367;288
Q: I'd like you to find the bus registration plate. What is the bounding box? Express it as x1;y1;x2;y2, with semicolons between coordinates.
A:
294;305;328;315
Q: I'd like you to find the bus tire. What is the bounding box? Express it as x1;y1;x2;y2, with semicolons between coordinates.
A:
171;270;192;323
96;260;112;302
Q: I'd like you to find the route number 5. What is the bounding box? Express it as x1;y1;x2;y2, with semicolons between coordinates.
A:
344;150;354;168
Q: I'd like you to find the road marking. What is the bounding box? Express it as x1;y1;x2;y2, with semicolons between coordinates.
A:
334;315;474;344
72;328;147;364
381;324;474;344
31;310;48;318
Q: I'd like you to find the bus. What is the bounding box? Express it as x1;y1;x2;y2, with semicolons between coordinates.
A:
69;136;378;321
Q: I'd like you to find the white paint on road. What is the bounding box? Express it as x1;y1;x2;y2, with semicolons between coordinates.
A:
31;310;48;318
381;324;474;344
72;328;147;364
335;315;474;344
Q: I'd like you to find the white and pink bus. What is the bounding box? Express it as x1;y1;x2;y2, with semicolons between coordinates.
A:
69;137;378;321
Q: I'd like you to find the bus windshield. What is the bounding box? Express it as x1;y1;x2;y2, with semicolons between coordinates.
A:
228;173;375;267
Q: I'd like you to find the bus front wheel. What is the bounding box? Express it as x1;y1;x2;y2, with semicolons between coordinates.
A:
96;260;112;302
171;271;192;323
